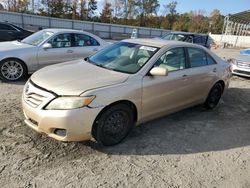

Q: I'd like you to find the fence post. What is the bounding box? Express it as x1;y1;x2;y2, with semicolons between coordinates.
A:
92;22;95;33
109;24;112;39
49;17;51;28
21;13;24;28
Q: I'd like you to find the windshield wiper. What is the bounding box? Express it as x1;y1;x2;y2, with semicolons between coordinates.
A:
95;63;115;71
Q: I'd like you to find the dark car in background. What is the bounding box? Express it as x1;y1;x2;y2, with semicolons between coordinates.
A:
161;32;213;49
0;22;33;42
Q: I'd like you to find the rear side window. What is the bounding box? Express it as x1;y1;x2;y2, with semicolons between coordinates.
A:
193;35;207;46
188;48;216;68
73;34;99;47
207;54;216;65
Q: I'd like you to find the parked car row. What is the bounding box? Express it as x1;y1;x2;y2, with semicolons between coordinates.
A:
0;23;232;146
0;28;108;81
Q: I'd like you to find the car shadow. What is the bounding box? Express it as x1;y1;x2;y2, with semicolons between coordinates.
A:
84;87;250;155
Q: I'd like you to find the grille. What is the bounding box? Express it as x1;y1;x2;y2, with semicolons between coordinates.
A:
234;70;250;76
23;81;55;108
237;62;250;69
24;92;46;108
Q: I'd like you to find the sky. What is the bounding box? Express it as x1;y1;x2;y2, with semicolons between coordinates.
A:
97;0;249;16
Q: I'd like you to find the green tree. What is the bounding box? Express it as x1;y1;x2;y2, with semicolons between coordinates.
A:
188;10;209;33
164;0;178;29
209;9;224;34
100;1;112;23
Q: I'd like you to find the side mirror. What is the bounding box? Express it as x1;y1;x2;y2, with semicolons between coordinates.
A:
149;67;168;76
42;43;52;50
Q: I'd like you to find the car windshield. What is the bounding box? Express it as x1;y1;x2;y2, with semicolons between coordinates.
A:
21;30;54;46
88;42;159;74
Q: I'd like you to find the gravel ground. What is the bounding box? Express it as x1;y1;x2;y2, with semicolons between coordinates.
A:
0;49;250;188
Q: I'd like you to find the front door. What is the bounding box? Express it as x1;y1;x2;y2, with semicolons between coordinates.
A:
37;33;75;68
142;47;193;120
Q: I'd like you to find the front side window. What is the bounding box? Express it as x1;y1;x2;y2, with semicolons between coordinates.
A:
21;30;54;46
88;42;158;74
74;34;99;47
188;48;207;68
48;33;71;48
154;47;186;72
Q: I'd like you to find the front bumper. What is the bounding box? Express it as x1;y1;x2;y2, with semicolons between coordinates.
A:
231;64;250;77
22;83;103;142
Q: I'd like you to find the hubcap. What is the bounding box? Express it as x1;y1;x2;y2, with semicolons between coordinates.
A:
1;61;23;80
103;111;129;140
209;86;221;107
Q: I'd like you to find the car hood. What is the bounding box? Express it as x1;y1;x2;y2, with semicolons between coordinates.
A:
235;55;250;63
0;41;34;52
240;48;250;55
31;60;130;96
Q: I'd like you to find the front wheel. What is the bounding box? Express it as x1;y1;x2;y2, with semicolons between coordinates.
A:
204;83;223;109
95;104;134;146
0;59;27;82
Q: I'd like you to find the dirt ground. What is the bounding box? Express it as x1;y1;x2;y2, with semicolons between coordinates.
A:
0;49;250;188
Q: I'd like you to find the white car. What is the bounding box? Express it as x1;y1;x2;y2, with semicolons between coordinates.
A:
0;29;108;81
230;48;250;77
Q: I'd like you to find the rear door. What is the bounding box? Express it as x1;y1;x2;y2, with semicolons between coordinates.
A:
71;33;101;59
37;33;75;68
183;47;218;102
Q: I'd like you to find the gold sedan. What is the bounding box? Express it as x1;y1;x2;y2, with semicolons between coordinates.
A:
22;39;231;146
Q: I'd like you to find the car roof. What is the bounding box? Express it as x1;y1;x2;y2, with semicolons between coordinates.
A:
122;38;205;49
42;28;90;34
166;31;208;36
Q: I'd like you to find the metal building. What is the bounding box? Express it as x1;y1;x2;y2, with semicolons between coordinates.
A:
222;10;250;36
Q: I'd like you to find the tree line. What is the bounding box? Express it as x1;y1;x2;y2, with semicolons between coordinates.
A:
1;0;224;34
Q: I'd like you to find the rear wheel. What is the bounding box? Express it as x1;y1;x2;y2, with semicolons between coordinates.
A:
0;59;27;82
205;83;223;109
95;104;134;146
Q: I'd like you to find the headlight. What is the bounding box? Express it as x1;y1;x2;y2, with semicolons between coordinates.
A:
45;96;95;110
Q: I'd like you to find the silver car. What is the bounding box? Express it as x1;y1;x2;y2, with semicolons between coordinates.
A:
230;48;250;77
0;29;108;81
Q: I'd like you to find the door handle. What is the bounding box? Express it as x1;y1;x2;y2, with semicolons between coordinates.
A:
93;48;98;52
213;68;217;73
67;50;74;53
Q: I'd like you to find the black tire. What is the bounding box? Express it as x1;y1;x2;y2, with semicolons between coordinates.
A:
0;58;28;82
204;83;223;109
95;104;134;146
